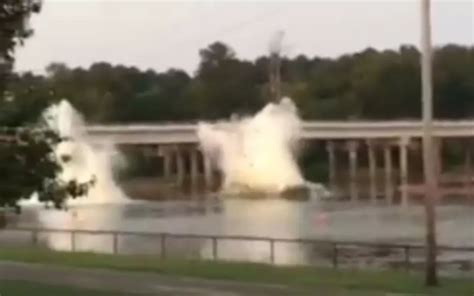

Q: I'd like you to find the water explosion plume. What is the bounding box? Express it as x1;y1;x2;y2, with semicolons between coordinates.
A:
198;97;304;192
21;100;127;206
46;100;127;204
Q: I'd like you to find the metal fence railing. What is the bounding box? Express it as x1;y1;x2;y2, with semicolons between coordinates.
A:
2;227;474;273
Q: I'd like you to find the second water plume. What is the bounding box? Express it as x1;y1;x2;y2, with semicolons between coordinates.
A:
198;97;304;192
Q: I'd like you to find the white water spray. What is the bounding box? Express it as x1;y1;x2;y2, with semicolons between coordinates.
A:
45;100;127;204
21;100;127;206
198;97;305;192
19;101;128;251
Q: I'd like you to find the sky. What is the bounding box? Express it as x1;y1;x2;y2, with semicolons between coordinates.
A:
15;0;474;75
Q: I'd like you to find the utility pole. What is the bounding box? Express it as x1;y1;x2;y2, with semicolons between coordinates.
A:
269;31;284;102
420;0;438;286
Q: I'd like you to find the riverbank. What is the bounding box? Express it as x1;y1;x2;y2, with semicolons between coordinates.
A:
0;247;472;295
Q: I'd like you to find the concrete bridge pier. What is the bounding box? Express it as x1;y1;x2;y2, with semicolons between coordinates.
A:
465;144;471;193
157;145;185;185
399;137;410;205
366;140;378;202
434;138;443;182
157;145;174;179
157;144;216;191
175;148;185;187
326;141;337;196
383;144;394;203
203;155;213;189
325;138;416;204
190;149;200;188
462;139;474;200
347;140;359;201
366;139;398;204
163;150;172;179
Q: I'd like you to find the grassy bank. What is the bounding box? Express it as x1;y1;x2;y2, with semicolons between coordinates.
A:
0;247;473;295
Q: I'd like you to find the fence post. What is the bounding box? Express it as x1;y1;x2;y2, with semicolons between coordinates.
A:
332;243;338;268
71;231;76;252
160;233;166;259
212;237;218;260
112;233;118;254
31;230;38;246
269;239;275;264
404;245;410;270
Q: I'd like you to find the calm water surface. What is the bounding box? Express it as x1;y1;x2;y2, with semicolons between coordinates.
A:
3;194;473;271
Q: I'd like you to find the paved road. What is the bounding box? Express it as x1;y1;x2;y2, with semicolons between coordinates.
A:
0;261;311;295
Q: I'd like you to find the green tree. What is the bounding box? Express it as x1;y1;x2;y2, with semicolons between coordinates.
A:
0;0;90;216
120;69;192;122
191;42;263;119
433;45;474;118
0;0;41;93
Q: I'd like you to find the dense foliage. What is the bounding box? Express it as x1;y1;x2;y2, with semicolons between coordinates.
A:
0;0;41;93
12;42;473;124
0;0;90;212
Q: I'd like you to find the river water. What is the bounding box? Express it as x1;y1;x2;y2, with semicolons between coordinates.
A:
3;195;474;275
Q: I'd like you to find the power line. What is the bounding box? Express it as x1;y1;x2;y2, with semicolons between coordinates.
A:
157;6;287;57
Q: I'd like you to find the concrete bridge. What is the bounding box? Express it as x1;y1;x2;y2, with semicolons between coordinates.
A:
85;120;474;203
86;120;474;144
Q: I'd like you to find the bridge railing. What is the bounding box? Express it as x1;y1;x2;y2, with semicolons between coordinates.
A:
2;227;474;274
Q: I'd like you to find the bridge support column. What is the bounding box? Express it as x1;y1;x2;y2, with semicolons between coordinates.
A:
464;141;472;199
203;155;213;189
158;145;173;178
326;141;337;195
163;150;172;178
434;138;442;181
190;149;199;187
367;140;377;202
176;148;185;186
348;141;359;201
384;144;394;203
399;137;410;205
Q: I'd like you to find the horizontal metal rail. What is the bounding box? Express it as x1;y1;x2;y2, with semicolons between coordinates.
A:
3;226;474;272
4;226;474;252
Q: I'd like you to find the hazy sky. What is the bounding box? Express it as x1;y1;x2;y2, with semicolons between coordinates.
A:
15;0;473;74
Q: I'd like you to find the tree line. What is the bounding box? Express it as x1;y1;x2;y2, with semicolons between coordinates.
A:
8;42;474;124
